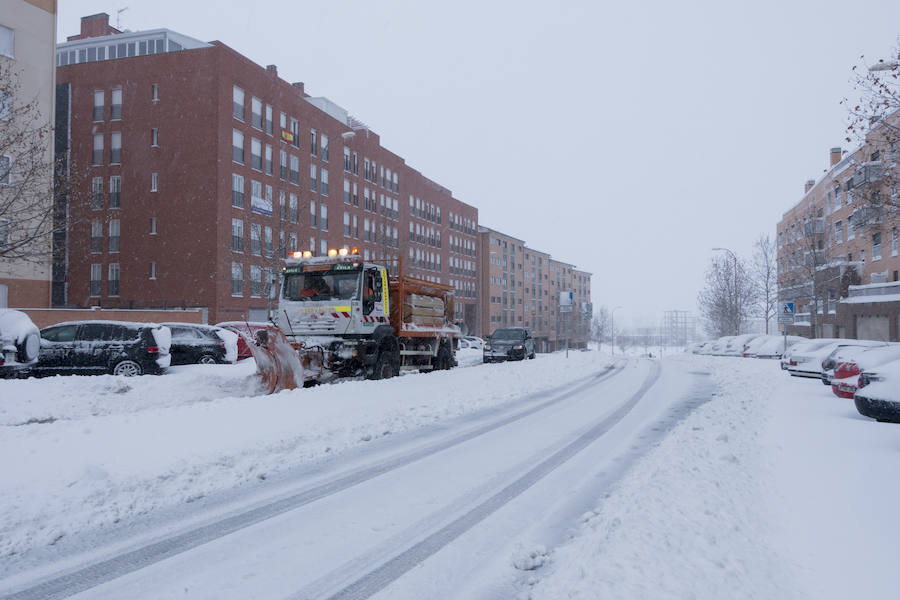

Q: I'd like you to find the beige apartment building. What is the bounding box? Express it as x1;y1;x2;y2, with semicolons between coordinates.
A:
478;226;592;351
777;136;900;341
0;0;57;308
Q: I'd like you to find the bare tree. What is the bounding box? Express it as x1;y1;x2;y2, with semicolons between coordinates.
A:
0;61;54;262
843;43;900;221
593;305;610;348
698;253;755;338
752;234;778;334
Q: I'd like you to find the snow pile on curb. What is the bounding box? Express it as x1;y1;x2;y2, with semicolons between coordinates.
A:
0;351;609;560
527;356;797;599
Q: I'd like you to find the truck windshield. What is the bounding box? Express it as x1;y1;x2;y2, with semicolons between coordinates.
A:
283;269;361;302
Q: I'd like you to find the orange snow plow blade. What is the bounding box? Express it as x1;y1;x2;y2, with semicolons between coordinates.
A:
244;326;323;394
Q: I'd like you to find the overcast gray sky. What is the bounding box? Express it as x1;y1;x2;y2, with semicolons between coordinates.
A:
58;0;900;328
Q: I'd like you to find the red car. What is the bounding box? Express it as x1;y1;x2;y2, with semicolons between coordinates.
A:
215;321;271;361
831;345;900;399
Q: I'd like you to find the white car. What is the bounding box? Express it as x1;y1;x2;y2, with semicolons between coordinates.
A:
462;336;484;351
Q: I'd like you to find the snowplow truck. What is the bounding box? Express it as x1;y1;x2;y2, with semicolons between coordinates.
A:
248;249;459;393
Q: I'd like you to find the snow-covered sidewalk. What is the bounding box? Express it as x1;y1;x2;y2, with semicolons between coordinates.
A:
0;350;608;563
526;354;900;600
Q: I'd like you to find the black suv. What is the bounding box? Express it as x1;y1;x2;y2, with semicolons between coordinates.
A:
32;321;171;377
162;323;228;365
483;328;536;362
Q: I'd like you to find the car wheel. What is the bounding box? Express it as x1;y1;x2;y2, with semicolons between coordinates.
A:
529;352;535;359
16;332;40;363
198;354;218;365
112;360;143;377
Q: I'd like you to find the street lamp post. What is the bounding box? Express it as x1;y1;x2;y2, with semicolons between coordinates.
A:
712;247;739;336
316;131;355;255
610;305;622;355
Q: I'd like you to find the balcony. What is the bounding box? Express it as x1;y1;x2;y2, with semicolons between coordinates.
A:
850;205;882;228
803;218;825;236
849;161;883;188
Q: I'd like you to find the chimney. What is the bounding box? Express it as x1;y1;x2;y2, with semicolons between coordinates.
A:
266;65;278;76
67;13;122;41
292;82;305;94
830;147;842;167
804;179;815;193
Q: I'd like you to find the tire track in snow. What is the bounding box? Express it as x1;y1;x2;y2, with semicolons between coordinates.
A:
0;363;625;600
316;361;661;600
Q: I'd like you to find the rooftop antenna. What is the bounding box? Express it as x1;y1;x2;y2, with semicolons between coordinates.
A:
116;7;129;30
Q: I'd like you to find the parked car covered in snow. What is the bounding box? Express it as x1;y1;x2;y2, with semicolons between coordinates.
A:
782;339;840;374
162;323;238;365
31;321;171;377
830;344;900;399
854;357;900;422
0;309;41;378
749;335;806;359
215;321;270;361
484;328;535;362
461;336;485;351
723;334;764;357
820;340;887;386
785;339;848;378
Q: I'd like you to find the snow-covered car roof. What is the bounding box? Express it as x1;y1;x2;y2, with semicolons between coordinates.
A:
41;320;165;330
845;344;900;371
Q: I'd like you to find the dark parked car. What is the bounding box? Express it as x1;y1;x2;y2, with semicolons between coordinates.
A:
0;309;41;378
854;357;900;423
162;323;233;365
32;321;171;377
483;327;535;363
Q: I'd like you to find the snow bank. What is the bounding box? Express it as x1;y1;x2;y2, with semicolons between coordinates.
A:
0;350;609;560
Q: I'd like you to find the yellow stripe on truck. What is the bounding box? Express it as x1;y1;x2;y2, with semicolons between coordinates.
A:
381;269;389;313
334;306;350;312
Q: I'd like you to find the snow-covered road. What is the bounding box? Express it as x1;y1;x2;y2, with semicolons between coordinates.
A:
2;351;899;599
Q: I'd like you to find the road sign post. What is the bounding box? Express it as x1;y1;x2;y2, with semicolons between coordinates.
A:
778;302;795;354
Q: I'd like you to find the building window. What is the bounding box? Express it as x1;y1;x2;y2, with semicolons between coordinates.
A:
873;232;882;261
109;219;120;253
91;219;102;252
251;97;262;130
250;180;263;214
893;227;899;257
310;129;318;156
289;193;298;223
90;264;102;296
833;221;842;245
265;104;273;135
91;176;103;209
353;214;358;239
250;138;262;170
310;164;317;192
0;25;14;58
265;144;273;175
109;176;121;208
289;155;299;185
343;211;350;236
309;200;316;228
233;86;244;120
151;128;158;147
280;150;287;180
231;218;243;252
232;173;244;208
111;88;122;120
344;179;351;204
321;169;328;196
289;232;298;253
344;147;351;172
0;154;7;184
150;172;158;192
250;223;262;256
321;135;329;161
93;134;103;165
232;129;244;164
108;263;120;296
321;205;328;231
151;83;159;102
93;90;104;121
149;261;157;280
110;132;121;164
848;215;855;240
231;262;243;296
279;190;286;221
264;225;273;257
250;265;262;297
150;217;157;234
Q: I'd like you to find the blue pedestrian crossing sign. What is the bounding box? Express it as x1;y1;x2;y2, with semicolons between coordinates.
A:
778;302;795;324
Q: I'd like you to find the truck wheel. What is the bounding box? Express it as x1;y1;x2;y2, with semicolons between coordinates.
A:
433;346;452;371
371;351;394;380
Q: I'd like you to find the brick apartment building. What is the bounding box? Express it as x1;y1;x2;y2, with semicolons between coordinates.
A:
54;13;478;328
777;137;900;341
477;226;592;350
0;0;56;309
